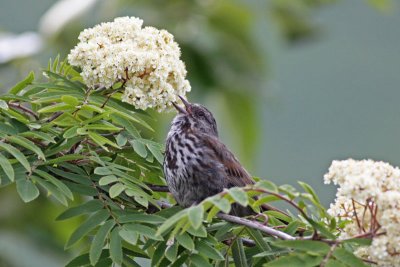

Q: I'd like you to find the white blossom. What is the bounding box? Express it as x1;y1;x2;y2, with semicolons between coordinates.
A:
325;159;400;266
68;16;191;112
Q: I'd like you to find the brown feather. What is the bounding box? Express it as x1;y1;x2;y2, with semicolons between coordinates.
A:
201;134;254;188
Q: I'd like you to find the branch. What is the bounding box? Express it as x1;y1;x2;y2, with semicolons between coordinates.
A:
249;188;311;223
217;213;296;240
155;200;296;240
147;184;170;192
45;111;62;122
8;103;39;120
320;243;337;267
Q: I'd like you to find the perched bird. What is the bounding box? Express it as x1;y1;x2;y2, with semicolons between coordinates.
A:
163;96;254;215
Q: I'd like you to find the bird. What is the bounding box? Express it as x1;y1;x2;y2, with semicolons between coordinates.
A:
163;96;255;216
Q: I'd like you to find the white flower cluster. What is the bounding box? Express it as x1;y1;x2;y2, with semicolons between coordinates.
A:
68;17;191;112
324;159;400;266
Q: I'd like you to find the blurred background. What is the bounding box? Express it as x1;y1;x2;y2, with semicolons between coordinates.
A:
0;0;398;266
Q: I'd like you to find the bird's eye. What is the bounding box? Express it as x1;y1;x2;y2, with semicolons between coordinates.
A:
197;111;205;117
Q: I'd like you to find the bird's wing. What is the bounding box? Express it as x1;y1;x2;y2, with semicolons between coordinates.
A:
201;134;254;188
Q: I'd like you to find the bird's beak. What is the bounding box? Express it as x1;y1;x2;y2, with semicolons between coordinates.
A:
172;95;192;114
172;101;186;114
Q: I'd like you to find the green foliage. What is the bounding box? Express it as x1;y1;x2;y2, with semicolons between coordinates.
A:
0;59;371;266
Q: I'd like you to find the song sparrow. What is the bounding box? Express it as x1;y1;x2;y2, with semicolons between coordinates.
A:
163;96;254;215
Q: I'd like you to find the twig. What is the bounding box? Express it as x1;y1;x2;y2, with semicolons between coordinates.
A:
101;68;129;108
8;103;39;120
362;258;378;265
101;91;118;108
352;199;364;233
147;184;170;192
45;111;62;122
239;238;256;247
320;243;337;267
222;238;256;247
249;188;311;223
217;213;295;240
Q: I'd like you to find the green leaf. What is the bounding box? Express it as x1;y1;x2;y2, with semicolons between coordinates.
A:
309;220;336;239
333;248;368;267
146;143;163;164
65;250;110;267
116;133;127;146
188;205;204;229
9;71;35;94
119;226;139;245
195;240;224;260
45;136;82;157
2;109;30;124
123;223;163;241
342;238;372;246
109;183;126;198
176;233;194;251
273;240;330;255
111;114;140;138
43;70;84;90
170;253;189;267
48;166;91;185
255;180;278;192
165;242;179;262
209;196;231;213
16;178;39;202
325;259;348;267
94;167;112;175
20;131;56;143
65;209;109;248
109;227;123;265
264;253;323;267
157;209;187;236
0;100;8;110
63;126;79;139
229;187;248;206
44;154;86;165
284;221;301;235
56;200;103;220
7;135;45;160
186;225;207;237
31;175;68;205
190;254;212;267
0;122;18;135
65;253;90;267
232;239;248;267
88;131;120;149
94;167;113;175
0;142;30;172
85;123;122;131
118;213;165;224
265;210;292;223
34;169;73;200
52;113;81;126
81;104;105;114
99;175;118;186
131;140;147;158
38;103;73;113
0;153;14;182
64;182;97;196
62;95;79;106
247;228;273;261
253;249;290;258
90;220;115;265
0;94;30;102
298;181;321;204
151;242;167;266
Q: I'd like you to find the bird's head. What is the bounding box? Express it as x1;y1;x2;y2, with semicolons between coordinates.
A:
170;96;218;137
